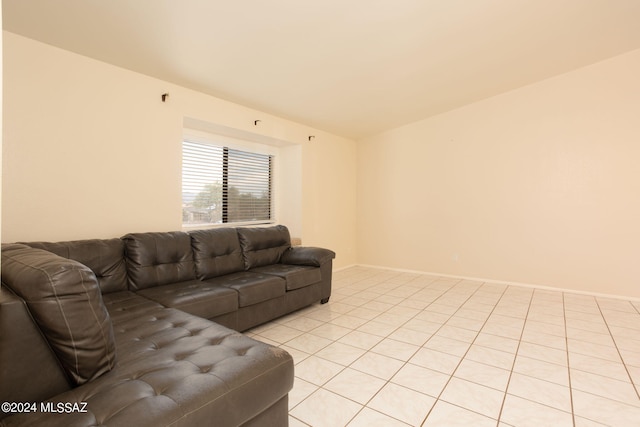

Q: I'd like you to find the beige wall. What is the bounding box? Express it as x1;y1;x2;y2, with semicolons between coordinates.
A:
302;135;357;262
6;31;640;297
2;32;357;269
358;48;640;298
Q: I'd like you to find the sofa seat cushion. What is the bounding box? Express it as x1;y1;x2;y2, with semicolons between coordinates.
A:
136;280;238;319
102;291;165;324
251;264;322;291
0;304;294;427
204;272;286;308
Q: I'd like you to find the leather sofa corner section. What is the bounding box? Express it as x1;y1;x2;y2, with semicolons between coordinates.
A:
0;224;334;427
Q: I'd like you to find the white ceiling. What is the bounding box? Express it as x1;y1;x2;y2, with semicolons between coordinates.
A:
4;0;640;139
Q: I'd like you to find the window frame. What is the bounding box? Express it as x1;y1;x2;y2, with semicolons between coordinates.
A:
181;130;277;229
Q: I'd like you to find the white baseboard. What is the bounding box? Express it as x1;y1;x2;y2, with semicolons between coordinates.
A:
353;264;640;303
333;264;358;273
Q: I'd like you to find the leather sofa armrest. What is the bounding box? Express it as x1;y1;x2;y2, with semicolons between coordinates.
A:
280;247;336;267
1;244;116;385
0;287;72;406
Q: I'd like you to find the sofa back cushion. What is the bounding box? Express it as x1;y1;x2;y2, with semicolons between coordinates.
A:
25;238;127;294
237;225;291;269
189;228;245;279
123;231;196;290
1;244;116;386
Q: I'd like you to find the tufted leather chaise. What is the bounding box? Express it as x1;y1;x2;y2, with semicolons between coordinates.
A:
0;225;335;426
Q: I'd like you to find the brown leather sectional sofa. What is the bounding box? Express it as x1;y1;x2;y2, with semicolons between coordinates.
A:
0;225;335;426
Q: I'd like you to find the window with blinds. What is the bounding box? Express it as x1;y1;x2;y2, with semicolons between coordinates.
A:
182;140;273;226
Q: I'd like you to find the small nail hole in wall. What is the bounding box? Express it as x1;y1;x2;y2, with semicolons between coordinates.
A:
308;136;315;141
161;93;169;102
254;120;261;126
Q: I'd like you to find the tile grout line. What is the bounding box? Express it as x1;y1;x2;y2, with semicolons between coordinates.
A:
494;286;535;426
418;280;513;426
324;274;468;426
363;275;475;426
339;274;459;426
287;267;640;426
348;275;569;426
286;272;451;425
562;292;577;427
594;297;640;401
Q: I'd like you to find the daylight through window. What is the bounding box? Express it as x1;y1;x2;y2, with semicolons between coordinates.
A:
182;140;273;226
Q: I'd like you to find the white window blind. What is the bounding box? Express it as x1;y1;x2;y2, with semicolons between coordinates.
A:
182;140;273;226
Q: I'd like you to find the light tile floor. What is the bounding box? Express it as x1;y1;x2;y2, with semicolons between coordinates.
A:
245;267;640;426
